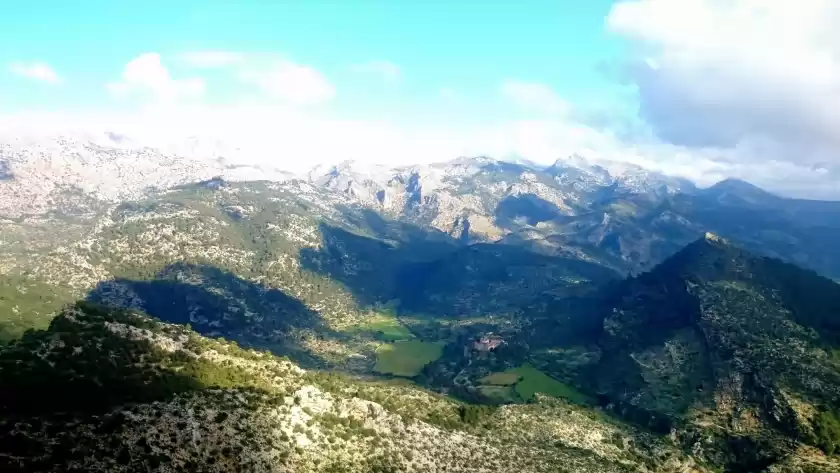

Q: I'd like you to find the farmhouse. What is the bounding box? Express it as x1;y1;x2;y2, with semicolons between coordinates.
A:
473;334;504;352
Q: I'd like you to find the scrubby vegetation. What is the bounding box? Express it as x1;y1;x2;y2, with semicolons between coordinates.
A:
814;410;840;455
3;180;840;471
0;276;72;341
0;303;701;473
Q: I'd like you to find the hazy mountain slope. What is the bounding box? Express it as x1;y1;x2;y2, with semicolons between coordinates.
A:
0;133;292;217
306;156;694;244
305;156;840;283
0;181;358;350
5;131;840;280
0;302;704;473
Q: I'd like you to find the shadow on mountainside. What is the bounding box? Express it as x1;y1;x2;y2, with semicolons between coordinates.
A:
494;193;564;228
300;213;621;317
299;212;462;309
338;207;459;252
0;161;12;181
0;302;209;417
397;243;620;317
86;262;340;369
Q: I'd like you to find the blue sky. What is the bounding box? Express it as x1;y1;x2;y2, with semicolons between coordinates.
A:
3;1;840;198
1;0;628;120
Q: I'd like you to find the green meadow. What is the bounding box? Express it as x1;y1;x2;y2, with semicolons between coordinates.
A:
509;364;589;403
478;385;518;403
374;340;443;377
481;364;589;404
346;313;415;341
480;372;521;386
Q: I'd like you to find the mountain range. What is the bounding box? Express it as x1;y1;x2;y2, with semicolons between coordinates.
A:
3;132;840;471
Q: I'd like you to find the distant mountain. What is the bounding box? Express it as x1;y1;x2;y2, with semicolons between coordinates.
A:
301;155;840;281
4;130;840;277
303;155;695;243
0;132;292;217
700;178;781;206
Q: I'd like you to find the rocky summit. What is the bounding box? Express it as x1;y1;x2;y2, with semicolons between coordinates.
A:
3;134;840;472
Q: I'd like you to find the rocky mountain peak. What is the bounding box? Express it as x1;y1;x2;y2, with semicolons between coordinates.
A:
703;231;726;244
0;133;292;217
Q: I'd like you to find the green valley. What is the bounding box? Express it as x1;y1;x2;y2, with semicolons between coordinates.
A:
374;340;443;377
3;162;840;471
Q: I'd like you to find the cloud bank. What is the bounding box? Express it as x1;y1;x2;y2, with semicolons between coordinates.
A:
107;53;204;101
6;1;840;200
607;0;840;197
8;62;62;85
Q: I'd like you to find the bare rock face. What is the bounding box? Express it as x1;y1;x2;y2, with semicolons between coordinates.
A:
303;155;693;245
0;132;292;217
4;128;840;280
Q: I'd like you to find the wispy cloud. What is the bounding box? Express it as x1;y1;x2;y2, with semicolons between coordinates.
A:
351;60;401;82
8;61;62;85
107;53;204;101
239;60;335;105
501;81;569;115
180;51;244;68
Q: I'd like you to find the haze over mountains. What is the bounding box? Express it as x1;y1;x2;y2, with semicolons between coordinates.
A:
3;127;840;471
4;131;840;276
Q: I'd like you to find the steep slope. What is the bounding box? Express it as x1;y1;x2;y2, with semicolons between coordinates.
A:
699;178;782;207
306;156;693;244
590;233;840;470
396;243;618;316
0;302;704;473
305;156;840;282
2;176;619;388
6;128;840;280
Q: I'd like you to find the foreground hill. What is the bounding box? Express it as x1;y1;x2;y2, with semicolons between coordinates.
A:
407;234;840;471
0;302;702;473
587;234;840;471
3;236;840;470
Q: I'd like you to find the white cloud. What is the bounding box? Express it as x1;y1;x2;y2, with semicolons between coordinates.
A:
351;60;401;82
180;51;244;68
4;100;837;198
501;81;569;115
239;60;335;105
607;0;840;173
108;53;205;101
8;61;62;84
7;32;840;199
